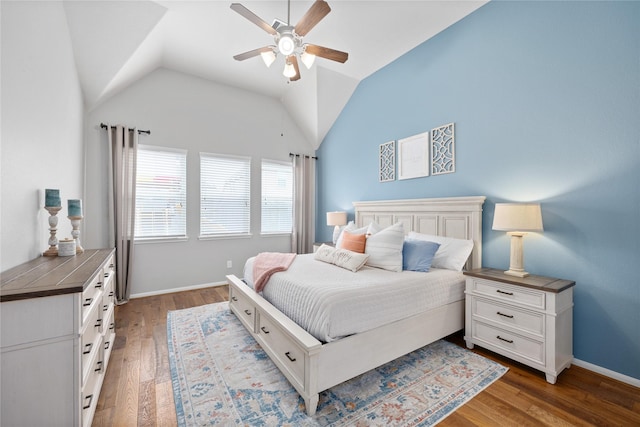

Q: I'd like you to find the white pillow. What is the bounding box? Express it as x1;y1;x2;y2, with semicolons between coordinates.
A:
336;221;368;249
314;244;369;272
365;222;404;272
314;244;336;264
332;248;370;272
407;231;474;271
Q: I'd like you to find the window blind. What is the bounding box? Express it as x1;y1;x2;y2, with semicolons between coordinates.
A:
135;145;187;239
200;153;251;236
261;160;293;234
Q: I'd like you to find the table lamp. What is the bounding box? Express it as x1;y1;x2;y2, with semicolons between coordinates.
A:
492;203;543;277
326;211;347;245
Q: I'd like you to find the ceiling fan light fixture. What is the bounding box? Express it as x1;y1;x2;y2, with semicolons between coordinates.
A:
278;33;295;56
260;49;277;67
300;51;316;69
283;60;296;78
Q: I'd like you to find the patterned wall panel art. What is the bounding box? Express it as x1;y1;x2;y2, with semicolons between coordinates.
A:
430;123;455;175
379;140;396;182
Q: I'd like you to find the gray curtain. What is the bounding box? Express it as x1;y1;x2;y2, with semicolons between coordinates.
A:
106;125;137;303
291;154;316;254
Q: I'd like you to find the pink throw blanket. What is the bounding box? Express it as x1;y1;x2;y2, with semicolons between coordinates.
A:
253;252;296;292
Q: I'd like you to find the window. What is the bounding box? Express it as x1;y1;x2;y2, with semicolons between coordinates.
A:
200;153;251;237
261;160;293;234
135;145;187;240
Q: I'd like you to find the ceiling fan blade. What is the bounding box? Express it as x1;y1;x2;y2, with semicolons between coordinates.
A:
233;46;273;61
305;44;348;63
230;3;277;36
289;55;301;81
294;0;331;37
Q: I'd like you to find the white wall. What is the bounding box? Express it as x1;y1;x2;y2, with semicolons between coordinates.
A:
84;68;315;295
1;1;84;271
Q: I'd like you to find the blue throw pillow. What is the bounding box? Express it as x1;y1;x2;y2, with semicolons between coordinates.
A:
402;240;441;272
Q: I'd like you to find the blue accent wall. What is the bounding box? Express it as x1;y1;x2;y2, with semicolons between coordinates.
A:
316;1;640;380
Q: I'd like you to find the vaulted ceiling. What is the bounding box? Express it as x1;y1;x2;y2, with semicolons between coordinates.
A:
62;1;487;148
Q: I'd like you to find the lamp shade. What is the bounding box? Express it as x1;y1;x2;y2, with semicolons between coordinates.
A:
260;50;276;67
301;51;316;69
492;203;543;232
283;61;296;78
326;211;347;226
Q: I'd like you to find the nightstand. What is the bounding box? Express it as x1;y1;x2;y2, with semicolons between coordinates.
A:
464;268;575;384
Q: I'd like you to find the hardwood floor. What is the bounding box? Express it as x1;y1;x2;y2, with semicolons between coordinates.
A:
94;286;640;426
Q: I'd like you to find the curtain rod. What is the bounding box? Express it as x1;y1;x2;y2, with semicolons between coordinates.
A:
100;123;150;135
289;152;318;160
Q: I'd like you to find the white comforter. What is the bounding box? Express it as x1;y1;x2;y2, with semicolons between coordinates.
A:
243;254;465;342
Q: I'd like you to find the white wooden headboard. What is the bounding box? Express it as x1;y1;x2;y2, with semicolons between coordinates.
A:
353;196;486;270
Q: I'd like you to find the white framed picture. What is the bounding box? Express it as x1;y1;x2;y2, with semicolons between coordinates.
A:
431;123;455;175
379;140;396;182
397;132;430;180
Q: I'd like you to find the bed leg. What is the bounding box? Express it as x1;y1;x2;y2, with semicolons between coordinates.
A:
304;394;319;416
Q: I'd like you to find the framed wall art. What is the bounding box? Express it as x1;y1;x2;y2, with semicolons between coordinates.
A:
430;122;455;175
379;140;396;182
397;132;429;180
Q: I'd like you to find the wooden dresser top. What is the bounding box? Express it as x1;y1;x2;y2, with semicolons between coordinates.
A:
1;248;114;302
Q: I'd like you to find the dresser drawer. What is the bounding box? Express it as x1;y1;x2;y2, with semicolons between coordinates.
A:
229;288;256;332
81;302;103;383
473;321;544;365
81;272;104;322
471;278;545;310
257;314;305;388
102;274;115;313
81;357;101;427
103;254;116;279
472;297;544;337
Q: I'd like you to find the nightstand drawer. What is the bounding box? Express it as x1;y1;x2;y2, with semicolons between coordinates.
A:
474;322;544;365
472;297;544;337
471;278;545;310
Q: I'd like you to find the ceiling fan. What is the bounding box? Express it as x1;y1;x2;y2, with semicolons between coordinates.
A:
230;0;348;81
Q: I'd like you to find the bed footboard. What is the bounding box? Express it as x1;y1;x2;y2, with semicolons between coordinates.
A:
227;274;323;415
226;274;465;416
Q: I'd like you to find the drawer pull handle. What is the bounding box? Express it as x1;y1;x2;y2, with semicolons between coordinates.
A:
496;289;514;296
231;296;238;302
94;361;103;372
109;323;115;331
260;326;270;334
285;352;296;362
105;341;111;350
497;311;514;319
83;394;93;410
109;291;114;297
104;273;109;278
244;309;252;316
497;335;514;344
83;297;93;307
95;282;103;288
104;304;109;312
83;343;93;355
95;319;102;328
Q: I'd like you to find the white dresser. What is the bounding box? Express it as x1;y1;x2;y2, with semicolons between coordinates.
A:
1;249;116;427
464;268;575;384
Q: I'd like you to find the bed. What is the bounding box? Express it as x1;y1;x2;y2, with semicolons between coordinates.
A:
226;196;485;415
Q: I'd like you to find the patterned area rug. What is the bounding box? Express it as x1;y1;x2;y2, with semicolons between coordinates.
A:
168;302;507;426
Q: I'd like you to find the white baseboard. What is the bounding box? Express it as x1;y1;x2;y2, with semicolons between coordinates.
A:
130;281;228;299
572;358;640;388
